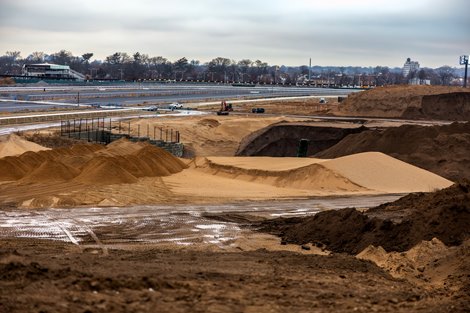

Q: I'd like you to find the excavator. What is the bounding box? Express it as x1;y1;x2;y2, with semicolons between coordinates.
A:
217;100;233;115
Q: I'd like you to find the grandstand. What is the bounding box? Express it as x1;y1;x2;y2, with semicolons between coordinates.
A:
22;63;85;81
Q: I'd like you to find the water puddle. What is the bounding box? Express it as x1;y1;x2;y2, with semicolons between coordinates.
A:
0;195;402;248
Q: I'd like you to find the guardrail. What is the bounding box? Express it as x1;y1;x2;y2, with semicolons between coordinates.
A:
0;109;142;126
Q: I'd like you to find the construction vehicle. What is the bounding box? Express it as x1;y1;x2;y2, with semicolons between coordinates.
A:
217;100;233;115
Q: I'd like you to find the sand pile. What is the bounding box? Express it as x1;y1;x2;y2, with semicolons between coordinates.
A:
20;160;79;183
258;181;470;254
0;134;49;158
0;157;31;180
74;156;139;185
0;139;186;185
203;152;452;193
96;138;146;156
336;85;470;120
357;238;470;297
315;122;470;181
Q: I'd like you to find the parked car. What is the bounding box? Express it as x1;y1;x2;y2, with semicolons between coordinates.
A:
252;107;265;113
169;102;183;110
144;105;158;111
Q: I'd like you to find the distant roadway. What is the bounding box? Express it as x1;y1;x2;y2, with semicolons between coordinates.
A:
0;83;358;113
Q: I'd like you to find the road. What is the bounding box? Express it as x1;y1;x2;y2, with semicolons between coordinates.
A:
0;83;359;112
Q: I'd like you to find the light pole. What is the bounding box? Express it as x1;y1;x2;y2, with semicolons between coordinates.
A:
460;55;469;88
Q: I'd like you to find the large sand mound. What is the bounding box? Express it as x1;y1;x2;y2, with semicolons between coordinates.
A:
203;152;452;193
320;152;452;193
336;85;470;120
315;122;470;181
0;134;50;158
0;139;187;185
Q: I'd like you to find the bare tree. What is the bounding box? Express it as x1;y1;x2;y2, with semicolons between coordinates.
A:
29;51;45;63
436;66;455;85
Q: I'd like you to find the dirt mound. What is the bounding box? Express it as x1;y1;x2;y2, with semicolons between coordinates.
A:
336;85;470;120
0;134;49;158
98;138;146;156
20;160;80;183
0;157;31;180
197;118;221;128
315;122;470;181
0;140;186;186
205;152;451;194
132;145;187;176
357;238;470;296
236;123;367;156
259;181;470;254
320;152;452;193
73;156;138;185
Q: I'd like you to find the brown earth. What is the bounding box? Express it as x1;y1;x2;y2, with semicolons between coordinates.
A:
315;122;470;181
335;85;470;120
258;181;470;254
0;238;466;313
198;97;340;116
255;182;470;311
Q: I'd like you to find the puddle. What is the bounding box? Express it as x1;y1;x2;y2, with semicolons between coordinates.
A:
0;195;402;248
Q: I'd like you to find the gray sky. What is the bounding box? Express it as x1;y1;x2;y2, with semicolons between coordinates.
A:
0;0;469;67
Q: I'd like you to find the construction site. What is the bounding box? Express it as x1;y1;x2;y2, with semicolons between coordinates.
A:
0;84;469;312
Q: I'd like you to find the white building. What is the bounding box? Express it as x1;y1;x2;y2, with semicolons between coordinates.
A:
22;63;85;80
402;58;420;77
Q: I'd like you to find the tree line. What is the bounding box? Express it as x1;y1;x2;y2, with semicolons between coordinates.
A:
0;50;462;86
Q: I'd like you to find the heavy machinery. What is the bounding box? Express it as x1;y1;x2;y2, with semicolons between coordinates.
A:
217;100;233;115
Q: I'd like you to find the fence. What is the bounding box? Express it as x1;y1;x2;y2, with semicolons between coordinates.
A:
60;117;183;156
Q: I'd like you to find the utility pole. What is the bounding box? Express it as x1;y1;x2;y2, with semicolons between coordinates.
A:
308;58;311;81
460;55;469;88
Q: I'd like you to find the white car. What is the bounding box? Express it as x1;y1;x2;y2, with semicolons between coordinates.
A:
169;102;183;109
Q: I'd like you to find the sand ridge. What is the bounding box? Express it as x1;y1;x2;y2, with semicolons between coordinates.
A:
201;153;452;194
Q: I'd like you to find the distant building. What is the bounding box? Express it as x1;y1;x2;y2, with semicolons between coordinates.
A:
409;78;431;85
22;63;85;80
402;58;420;77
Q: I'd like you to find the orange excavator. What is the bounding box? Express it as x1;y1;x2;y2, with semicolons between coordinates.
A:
217;100;233;115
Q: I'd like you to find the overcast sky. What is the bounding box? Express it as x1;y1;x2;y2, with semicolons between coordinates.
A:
0;0;469;67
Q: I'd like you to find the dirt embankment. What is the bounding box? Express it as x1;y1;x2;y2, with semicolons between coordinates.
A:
258;181;470;254
336;85;470;120
315;122;470;181
236;123;367;156
256;182;470;308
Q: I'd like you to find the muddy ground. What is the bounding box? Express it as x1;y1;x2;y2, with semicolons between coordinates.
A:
0;238;463;313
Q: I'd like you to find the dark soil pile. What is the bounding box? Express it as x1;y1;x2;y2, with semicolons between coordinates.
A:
315;122;470;181
236;123;367;157
337;85;470;120
258;181;470;254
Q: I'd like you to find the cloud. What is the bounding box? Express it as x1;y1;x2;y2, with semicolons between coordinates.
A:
0;0;469;67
